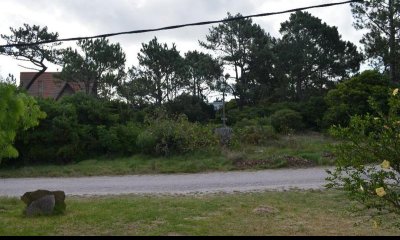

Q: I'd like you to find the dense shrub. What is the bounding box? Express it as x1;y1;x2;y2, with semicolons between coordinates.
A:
12;94;144;165
97;122;141;155
14;99;83;164
235;125;278;145
136;131;157;155
60;93;119;126
265;102;301;116
271;109;304;133
165;94;215;123
298;97;328;130
324;70;390;128
137;113;219;156
223;105;268;126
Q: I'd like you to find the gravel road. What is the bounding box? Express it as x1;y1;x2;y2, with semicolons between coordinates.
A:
0;167;332;197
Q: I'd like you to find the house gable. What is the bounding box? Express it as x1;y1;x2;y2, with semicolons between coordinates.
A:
20;72;83;100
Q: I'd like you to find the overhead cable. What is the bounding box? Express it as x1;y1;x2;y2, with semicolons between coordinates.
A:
0;0;363;48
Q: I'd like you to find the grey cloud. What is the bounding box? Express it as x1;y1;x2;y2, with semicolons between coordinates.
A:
22;0;259;41
0;0;363;81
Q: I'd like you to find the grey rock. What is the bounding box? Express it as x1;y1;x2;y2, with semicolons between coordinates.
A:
25;194;55;217
21;190;66;216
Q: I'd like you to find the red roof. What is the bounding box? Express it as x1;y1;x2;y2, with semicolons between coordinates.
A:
20;72;84;100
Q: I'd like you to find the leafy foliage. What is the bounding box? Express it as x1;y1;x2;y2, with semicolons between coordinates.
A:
165;94;215;123
324;70;391;127
125;37;185;106
0;83;46;162
184;51;222;100
235;125;278;146
276;11;362;101
201;13;276;107
137;111;218;156
351;0;400;83
60;38;126;99
13;93;129;164
327;88;400;220
270;109;304;133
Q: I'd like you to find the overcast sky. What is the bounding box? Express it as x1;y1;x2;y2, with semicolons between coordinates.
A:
0;0;366;87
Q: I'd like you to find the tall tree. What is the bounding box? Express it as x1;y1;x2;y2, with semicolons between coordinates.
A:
60;38;126;99
0;24;61;89
184;51;222;100
127;37;184;105
351;0;400;83
247;30;278;102
200;13;276;107
118;72;152;108
276;11;362;101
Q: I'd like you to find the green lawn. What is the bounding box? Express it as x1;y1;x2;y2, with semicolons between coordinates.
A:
0;190;398;236
0;133;336;178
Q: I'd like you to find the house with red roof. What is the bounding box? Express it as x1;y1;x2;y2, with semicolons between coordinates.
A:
20;72;84;100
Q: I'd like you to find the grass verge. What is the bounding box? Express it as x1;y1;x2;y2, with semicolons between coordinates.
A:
0;190;398;236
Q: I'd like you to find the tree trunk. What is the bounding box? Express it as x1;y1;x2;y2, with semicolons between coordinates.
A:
25;66;47;91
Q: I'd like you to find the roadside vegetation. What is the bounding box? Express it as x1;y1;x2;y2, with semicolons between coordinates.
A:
0;133;335;178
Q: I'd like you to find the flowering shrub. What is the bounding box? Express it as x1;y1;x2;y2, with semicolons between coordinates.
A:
326;88;400;220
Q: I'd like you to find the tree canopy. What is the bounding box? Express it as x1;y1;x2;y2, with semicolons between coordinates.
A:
0;24;61;88
184;50;222;100
276;11;363;101
200;13;276;107
60;38;126;99
125;37;185;106
351;0;400;83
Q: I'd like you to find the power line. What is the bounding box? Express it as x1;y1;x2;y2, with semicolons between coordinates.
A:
0;0;362;48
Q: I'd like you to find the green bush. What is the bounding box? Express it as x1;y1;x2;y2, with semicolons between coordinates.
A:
222;105;268;126
165;94;215;123
137;113;219;156
234;118;260;129
60;93;119;126
324;70;390;128
12;94;144;165
236;125;278;145
265;102;301;116
136;131;157;155
298;97;328;130
327;88;400;221
271;109;304;133
97;122;142;155
14;99;83;164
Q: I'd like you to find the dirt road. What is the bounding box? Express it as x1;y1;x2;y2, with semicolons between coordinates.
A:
0;167;332;197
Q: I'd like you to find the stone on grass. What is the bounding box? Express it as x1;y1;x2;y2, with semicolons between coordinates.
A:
21;190;66;216
25;194;55;217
